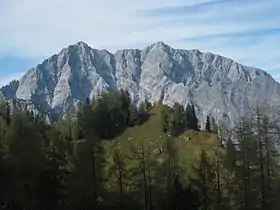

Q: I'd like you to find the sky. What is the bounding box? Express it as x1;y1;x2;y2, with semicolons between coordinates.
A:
0;0;280;86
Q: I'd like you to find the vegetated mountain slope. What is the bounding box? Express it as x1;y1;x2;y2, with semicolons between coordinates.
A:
2;41;280;125
103;104;222;179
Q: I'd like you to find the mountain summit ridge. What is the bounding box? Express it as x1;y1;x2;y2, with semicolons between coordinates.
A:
1;41;280;125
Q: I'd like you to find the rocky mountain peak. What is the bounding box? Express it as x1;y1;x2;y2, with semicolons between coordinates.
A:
74;40;90;47
151;41;168;49
1;41;280;126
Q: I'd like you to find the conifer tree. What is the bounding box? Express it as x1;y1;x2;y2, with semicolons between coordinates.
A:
185;103;199;130
195;149;216;210
128;103;139;126
120;89;131;126
139;101;149;124
0;101;11;125
191;104;199;130
206;115;211;132
103;140;131;209
170;103;186;135
40;126;69;210
6;110;44;209
161;105;171;134
211;117;218;134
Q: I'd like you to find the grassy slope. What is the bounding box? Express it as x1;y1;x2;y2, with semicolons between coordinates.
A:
106;104;223;180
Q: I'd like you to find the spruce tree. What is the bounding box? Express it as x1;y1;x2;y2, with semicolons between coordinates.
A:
128;104;139;126
161;105;171;134
171;103;185;135
6;110;44;209
191;104;199;130
120;89;131;126
206;115;211;132
139;101;148;124
185;103;199;130
211;117;218;134
0;101;11;125
40;126;69;210
198;149;215;210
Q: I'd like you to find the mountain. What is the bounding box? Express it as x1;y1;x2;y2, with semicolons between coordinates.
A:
1;41;280;126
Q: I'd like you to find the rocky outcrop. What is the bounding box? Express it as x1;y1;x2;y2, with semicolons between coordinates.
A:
2;41;280;126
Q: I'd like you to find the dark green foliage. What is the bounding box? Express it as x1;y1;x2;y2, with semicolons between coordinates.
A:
172;175;200;210
170;103;186;135
0;94;280;210
192;149;216;210
160;105;171;133
38;127;69;210
92;91;141;138
120;89;132;125
4;110;45;209
128;104;139;126
206;115;211;132
76;98;93;139
138;100;150;125
0;100;11;125
185;103;199;130
93;92;124;138
160;102;199;136
144;99;152;111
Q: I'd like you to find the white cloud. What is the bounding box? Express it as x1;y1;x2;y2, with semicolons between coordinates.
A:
0;0;204;57
0;0;279;80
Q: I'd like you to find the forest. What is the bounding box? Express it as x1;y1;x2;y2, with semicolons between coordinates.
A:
0;90;280;210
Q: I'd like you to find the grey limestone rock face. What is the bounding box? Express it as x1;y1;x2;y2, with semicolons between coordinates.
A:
2;41;280;126
1;80;19;100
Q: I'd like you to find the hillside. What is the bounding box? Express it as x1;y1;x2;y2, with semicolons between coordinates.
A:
1;90;280;210
104;104;222;179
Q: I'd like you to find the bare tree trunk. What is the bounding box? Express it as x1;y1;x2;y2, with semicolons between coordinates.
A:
115;150;124;209
263;115;272;209
141;141;149;210
201;150;207;210
237;122;250;210
52;145;58;210
166;135;173;209
148;168;153;210
256;110;266;209
216;153;221;209
91;148;98;207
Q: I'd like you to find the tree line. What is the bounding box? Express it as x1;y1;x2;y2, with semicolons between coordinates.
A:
0;90;280;210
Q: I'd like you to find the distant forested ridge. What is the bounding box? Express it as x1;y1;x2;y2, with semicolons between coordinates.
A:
0;90;280;210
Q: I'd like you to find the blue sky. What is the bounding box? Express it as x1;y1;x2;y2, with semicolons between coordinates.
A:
0;0;280;86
